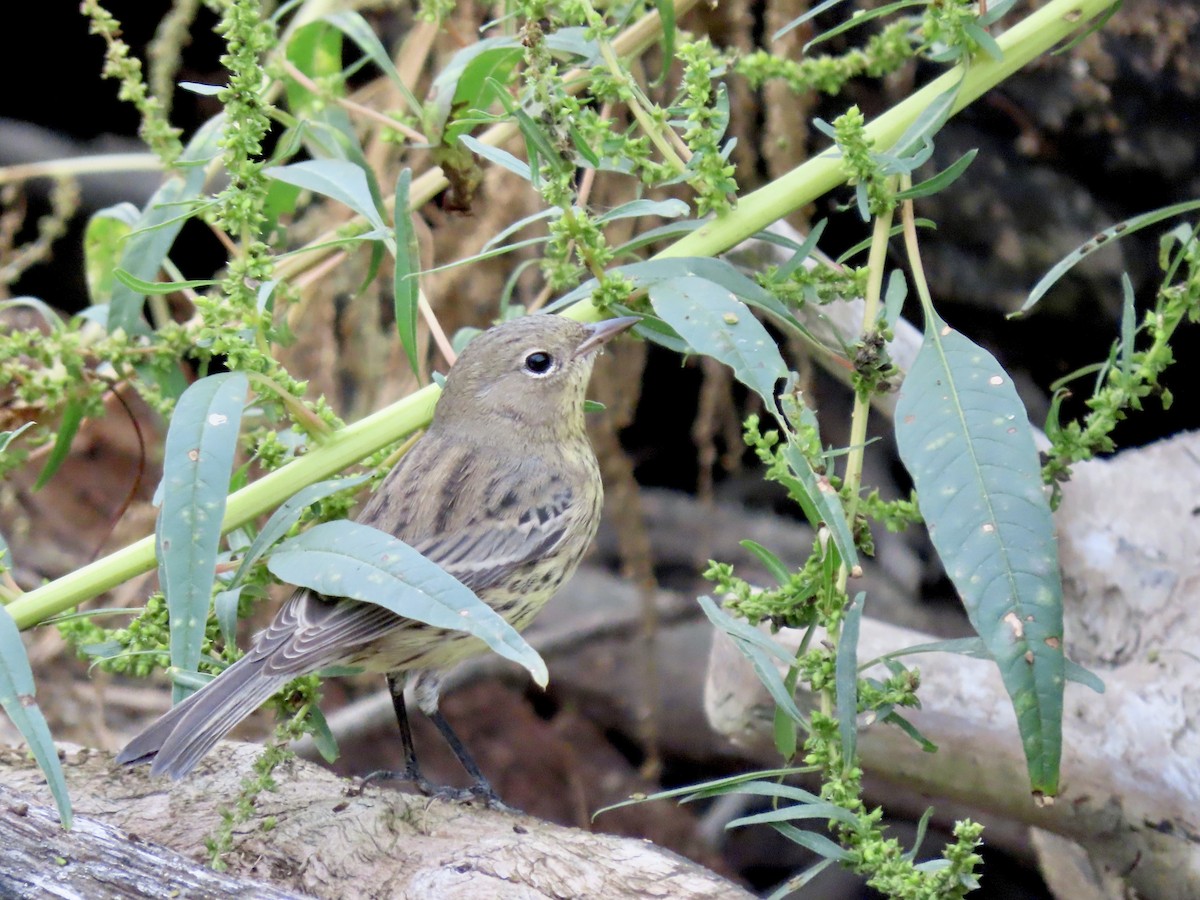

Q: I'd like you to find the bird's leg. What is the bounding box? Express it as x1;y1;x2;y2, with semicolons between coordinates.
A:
359;672;510;810
414;671;511;811
358;673;438;795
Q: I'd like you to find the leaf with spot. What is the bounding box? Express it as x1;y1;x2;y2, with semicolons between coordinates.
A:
894;314;1064;796
0;604;71;827
157;372;248;703
648;275;788;413
267;521;547;687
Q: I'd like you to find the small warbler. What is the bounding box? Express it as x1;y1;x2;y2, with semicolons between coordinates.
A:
117;314;639;803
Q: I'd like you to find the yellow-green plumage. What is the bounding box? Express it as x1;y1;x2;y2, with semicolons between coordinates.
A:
117;314;636;786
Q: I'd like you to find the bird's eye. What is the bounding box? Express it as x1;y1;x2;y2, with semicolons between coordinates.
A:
522;350;555;376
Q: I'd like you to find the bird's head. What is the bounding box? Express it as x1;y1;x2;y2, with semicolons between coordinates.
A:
433;314;639;438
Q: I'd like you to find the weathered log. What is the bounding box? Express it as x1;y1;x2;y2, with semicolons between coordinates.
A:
0;744;754;900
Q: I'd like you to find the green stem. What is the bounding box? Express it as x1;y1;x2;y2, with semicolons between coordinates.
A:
842;206;894;530
7;0;1114;629
6;386;439;629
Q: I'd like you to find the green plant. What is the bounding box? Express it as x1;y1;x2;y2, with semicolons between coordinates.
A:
1;0;1195;893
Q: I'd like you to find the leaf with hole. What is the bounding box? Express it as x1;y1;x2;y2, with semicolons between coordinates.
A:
894;316;1064;794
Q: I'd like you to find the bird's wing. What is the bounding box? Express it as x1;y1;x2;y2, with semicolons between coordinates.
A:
248;464;580;675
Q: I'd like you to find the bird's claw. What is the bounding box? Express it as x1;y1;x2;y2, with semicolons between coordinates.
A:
352;769;514;811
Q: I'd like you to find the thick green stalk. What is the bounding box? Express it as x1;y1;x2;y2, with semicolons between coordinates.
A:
7;387;439;629
6;0;1114;629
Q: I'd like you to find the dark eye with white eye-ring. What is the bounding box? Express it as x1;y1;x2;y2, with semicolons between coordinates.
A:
522;350;556;376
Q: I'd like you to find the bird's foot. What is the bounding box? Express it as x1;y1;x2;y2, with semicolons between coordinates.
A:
353;769;514;811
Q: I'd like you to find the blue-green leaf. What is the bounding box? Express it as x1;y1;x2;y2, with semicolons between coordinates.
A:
729;801;857;829
459;135;531;182
0;605;71;827
264;159;388;232
213;587;244;648
771;823;851;860
739;539;792;586
595;198;690;223
157;372;248;703
229;473;372;589
649;276;787;413
697;596;806;725
894;317;1064;795
1018;198;1200;316
267;521;547;686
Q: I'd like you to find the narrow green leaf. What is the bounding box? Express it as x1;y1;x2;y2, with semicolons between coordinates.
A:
883;269;908;329
482;207;562;251
267;521;548;686
179;82;223;96
771;823;851;860
979;0;1019;26
32;397;85;491
323;11;423;115
739;539;793;586
883;710;938;752
213;587;243;648
903;806;936;861
680;779;822;805
804;0;925;52
888;79;961;162
307;703;340;763
108;115;223;335
0;605;72;827
867;635;1104;693
459;135;531;181
1118;273;1136;376
964;22;1004;61
651;0;676;83
593;766;810;817
894;318;1064;794
112;269;218;295
767;859;836;900
596;198;690;223
835;592;863;769
0;423;34;454
393;169;421;379
894;150;978;201
774;0;849;40
780;440;859;568
1018;199;1200;315
264;160;388;232
729;801;857;829
425;39;523;144
697;597;807;724
157;372;248;703
774;219;828;280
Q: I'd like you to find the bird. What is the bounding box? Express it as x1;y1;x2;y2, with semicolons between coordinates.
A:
116;313;640;804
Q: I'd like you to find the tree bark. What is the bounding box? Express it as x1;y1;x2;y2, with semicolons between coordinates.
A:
0;745;754;900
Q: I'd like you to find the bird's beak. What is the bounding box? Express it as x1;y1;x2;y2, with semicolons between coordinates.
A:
573;316;640;359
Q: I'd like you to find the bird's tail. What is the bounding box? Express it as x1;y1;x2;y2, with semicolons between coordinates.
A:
115;654;290;779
